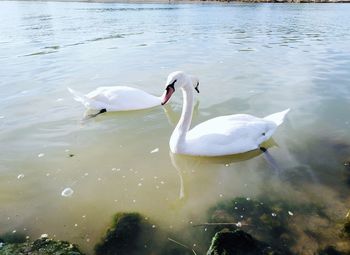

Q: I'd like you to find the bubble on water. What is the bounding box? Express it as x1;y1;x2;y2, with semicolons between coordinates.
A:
160;181;165;185
246;197;251;201
17;174;24;179
150;148;159;154
61;188;74;197
288;211;294;216
56;98;64;102
38;153;45;158
97;177;102;181
12;230;16;233
156;185;160;189
225;164;229;167
82;215;86;218
138;183;142;187
84;173;88;176
234;207;238;210
219;194;223;198
236;222;242;227
271;213;277;217
132;199;136;203
153;176;158;179
74;224;78;227
152;225;156;228
40;234;48;238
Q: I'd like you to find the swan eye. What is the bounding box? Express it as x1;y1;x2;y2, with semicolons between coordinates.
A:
195;81;200;93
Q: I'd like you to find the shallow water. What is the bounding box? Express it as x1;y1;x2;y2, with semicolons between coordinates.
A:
1;1;350;254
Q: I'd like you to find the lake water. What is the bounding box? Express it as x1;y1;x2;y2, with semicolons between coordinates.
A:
1;1;350;254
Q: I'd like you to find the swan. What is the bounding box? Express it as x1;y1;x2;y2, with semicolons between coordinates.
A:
161;71;290;157
68;78;200;113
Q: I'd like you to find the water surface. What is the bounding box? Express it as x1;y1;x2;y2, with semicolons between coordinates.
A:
1;1;350;254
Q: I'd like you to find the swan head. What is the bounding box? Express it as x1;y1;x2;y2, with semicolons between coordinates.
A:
161;71;200;105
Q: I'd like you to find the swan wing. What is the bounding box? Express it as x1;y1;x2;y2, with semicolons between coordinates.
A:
185;114;277;156
86;86;160;111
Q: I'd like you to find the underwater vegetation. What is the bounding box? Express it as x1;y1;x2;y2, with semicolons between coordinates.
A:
1;197;349;255
206;197;350;255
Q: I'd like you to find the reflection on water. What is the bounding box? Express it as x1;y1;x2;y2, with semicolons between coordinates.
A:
1;1;350;254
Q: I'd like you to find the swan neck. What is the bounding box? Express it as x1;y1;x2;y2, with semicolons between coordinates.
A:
171;85;194;145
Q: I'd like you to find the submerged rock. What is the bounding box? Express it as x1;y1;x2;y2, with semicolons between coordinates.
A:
0;237;84;255
318;246;347;255
95;212;191;255
341;212;350;238
207;230;279;255
0;231;26;244
206;197;332;254
95;212;158;255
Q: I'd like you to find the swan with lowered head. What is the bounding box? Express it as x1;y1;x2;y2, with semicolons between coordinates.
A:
68;78;200;113
161;71;290;157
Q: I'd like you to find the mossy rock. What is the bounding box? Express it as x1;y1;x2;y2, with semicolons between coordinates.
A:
206;197;328;254
0;237;84;255
207;230;280;255
94;212;191;255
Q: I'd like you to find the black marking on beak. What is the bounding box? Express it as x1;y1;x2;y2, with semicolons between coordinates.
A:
166;79;177;91
195;81;200;93
164;79;176;95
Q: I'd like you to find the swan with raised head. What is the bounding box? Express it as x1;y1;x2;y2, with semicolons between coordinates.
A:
161;71;290;157
68;78;200;113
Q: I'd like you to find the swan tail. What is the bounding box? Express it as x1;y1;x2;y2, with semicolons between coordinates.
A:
264;108;290;126
67;87;90;107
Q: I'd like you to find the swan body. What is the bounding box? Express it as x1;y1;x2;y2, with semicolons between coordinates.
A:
161;71;290;157
68;86;161;111
68;77;200;112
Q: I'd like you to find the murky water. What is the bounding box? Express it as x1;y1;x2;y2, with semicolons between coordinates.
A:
1;1;350;254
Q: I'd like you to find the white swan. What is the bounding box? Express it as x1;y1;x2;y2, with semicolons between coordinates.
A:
161;71;290;157
68;78;200;112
